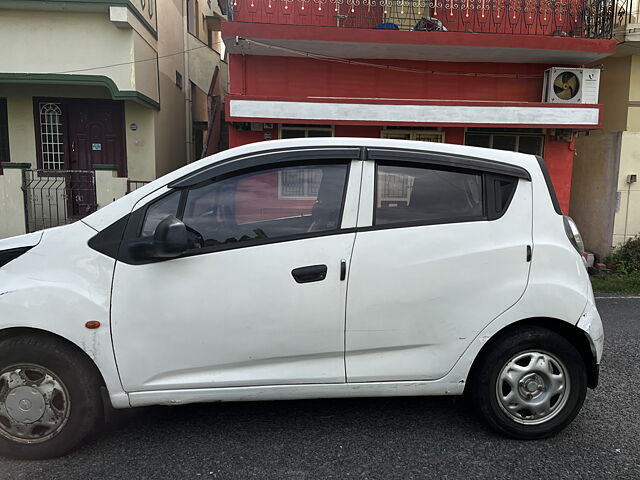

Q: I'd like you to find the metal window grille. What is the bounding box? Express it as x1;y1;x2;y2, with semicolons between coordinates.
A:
378;172;415;205
464;130;545;156
39;103;65;170
381;129;444;142
279;168;323;199
127;179;151;194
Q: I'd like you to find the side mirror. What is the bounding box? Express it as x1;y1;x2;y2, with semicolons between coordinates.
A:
129;216;189;260
153;216;189;257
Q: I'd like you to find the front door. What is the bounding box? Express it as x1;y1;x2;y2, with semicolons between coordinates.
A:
111;157;362;392
346;154;533;382
67;101;125;218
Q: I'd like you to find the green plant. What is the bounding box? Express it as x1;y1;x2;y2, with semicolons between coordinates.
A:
606;236;640;273
591;270;640;294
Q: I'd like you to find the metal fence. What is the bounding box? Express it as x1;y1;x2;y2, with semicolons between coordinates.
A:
22;169;97;233
228;0;618;38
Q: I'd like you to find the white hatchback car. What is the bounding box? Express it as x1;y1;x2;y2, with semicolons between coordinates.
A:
0;138;603;459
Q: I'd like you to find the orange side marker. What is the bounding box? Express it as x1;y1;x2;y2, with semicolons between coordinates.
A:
85;321;101;329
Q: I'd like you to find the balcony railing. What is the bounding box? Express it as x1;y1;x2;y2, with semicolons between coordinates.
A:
618;0;640;27
228;0;617;38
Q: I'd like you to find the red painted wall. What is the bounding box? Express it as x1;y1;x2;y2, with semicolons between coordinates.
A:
229;126;279;148
230;55;548;103
443;128;464;144
334;125;381;137
543;135;573;214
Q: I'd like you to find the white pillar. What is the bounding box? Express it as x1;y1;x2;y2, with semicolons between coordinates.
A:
94;167;128;210
0;164;28;239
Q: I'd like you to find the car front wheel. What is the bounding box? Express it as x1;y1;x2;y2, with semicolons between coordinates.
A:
471;326;588;439
0;335;103;459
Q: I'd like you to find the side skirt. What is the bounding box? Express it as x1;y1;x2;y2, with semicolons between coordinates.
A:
127;380;465;407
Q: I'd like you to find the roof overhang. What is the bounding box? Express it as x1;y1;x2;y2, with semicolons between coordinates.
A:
223;21;616;64
227;96;603;129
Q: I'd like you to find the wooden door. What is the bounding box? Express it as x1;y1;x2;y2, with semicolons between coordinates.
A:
67;101;126;218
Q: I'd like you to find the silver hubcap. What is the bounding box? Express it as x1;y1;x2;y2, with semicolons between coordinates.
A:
496;351;570;425
0;364;70;443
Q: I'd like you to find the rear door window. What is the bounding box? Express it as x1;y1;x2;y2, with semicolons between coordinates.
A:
375;164;483;226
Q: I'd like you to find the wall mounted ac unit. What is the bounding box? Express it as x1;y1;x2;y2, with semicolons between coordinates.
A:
542;67;600;104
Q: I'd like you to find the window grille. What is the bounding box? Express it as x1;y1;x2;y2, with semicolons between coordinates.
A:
39;103;65;170
279;167;323;199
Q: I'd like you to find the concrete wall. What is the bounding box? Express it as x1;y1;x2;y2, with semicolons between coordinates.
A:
1;12;133;92
125;102;157;181
613;131;640;246
597;56;631;134
571;131;622;257
154;0;188;176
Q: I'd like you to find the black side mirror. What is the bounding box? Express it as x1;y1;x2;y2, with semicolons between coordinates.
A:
153;216;189;257
129;216;189;260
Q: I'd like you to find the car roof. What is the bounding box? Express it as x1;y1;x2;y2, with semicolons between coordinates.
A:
83;137;539;231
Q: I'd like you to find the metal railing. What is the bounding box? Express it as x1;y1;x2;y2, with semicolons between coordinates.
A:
22;169;97;233
228;0;618;38
618;0;640;27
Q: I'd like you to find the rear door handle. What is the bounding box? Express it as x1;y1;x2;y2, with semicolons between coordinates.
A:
291;264;327;284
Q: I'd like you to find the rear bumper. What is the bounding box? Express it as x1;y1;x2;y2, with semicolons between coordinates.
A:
577;298;604;388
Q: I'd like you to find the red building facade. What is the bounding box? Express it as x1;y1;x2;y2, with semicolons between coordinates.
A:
221;0;617;212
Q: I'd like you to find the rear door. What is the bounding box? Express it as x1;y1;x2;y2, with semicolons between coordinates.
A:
346;149;533;382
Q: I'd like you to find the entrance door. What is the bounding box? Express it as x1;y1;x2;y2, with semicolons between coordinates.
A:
346;154;533;382
67;101;125;218
111;158;362;392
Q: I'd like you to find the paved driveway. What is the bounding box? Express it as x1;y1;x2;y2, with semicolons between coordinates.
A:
2;296;639;479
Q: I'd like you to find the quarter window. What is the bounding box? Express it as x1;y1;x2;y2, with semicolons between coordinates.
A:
375;164;483;226
141;191;181;236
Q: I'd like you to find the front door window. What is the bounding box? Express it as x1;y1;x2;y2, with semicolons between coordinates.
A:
142;163;350;250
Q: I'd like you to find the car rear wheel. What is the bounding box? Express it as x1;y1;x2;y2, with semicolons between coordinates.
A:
0;335;103;459
470;326;588;439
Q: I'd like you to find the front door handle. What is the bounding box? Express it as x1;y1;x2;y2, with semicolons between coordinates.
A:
291;264;327;284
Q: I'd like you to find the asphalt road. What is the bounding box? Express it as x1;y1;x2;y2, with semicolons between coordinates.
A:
2;296;639;479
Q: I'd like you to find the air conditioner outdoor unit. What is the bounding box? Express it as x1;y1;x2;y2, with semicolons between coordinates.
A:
542;67;600;104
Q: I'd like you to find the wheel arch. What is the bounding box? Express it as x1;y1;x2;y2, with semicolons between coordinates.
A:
466;317;599;390
0;327;108;390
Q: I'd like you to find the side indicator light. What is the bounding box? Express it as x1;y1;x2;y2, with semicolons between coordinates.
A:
85;321;101;329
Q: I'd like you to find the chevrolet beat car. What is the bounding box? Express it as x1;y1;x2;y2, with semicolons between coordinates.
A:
0;138;603;459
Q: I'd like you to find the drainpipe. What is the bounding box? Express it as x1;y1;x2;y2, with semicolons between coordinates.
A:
183;0;193;163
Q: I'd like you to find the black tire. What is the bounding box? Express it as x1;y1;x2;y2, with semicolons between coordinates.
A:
0;335;103;459
469;326;588;439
